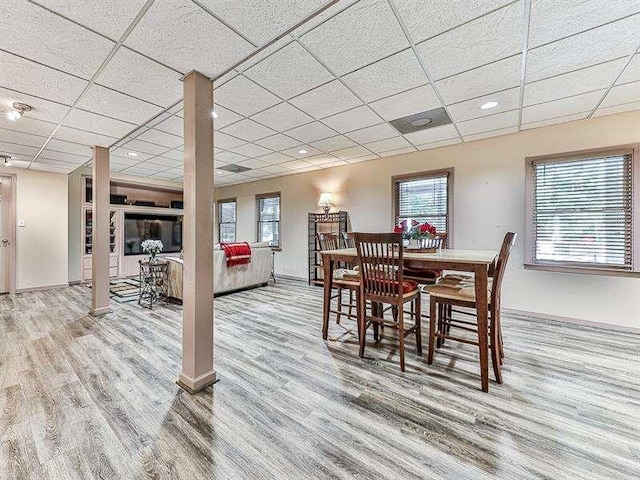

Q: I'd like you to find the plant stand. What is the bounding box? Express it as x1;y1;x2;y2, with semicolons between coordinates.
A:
138;260;168;309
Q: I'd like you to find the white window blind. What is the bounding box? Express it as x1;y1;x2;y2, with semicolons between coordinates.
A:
257;194;280;248
394;173;450;235
531;152;633;269
218;200;236;243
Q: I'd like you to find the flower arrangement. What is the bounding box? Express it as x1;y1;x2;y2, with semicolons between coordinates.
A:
394;220;437;240
141;239;164;262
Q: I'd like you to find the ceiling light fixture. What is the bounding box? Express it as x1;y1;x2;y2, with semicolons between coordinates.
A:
127;151;138;157
480;101;499;110
297;149;308;154
0;155;12;167
410;118;432;127
212;110;218;118
6;102;33;121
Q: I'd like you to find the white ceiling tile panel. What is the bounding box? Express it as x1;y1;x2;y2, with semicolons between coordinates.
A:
456;109;519;135
0;1;115;79
280;145;323;158
257;152;295;165
0;51;88;105
294;0;360;36
528;0;640;48
280;159;315;170
37;149;88;164
216;151;248;163
616;54;640;85
76;85;162;124
213;105;244;130
244;42;334;99
331;145;374;160
255;134;301;151
119;138;170;155
125;0;254;77
150;170;181;179
310;135;357;152
341;49;427;103
63;109;136;138
321;105;381;134
416;1;524;80
214;75;280;116
156;148;183;161
289;80;362;119
0;116;57;138
29;162;74;174
236;158;270;169
447;87;521;122
0;88;70;124
369;84;441;121
344;153;378;163
415;137;462;151
96;47;183;107
345;123;399;144
0;129;47;148
364;136;411;154
305;154;343;166
379;146;416;157
593;101;640;117
600;81;640;108
35;0;148;41
147;156;182;167
521;111;589;130
153;115;184;136
258;164;293;174
111;148;155;162
523;58;627;106
299;0;409;76
522;90;604;123
220;118;276;142
463;126;518;142
436;54;522;104
45;138;92;156
285;121;337;143
136;129;184;148
231;143;273;158
525;14;640;82
251;103;313;131
0;141;39;159
393;0;514;44
121;164;167;175
403;124;459;145
234;38;293;72
54;125;117;147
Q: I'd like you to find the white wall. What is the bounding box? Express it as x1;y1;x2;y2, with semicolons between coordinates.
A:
216;111;640;329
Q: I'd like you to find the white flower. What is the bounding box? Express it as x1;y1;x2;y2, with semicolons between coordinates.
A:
141;239;164;254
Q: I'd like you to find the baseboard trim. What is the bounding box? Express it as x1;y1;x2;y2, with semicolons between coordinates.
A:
503;308;639;334
89;306;113;316
177;370;218;394
274;274;307;282
16;283;70;294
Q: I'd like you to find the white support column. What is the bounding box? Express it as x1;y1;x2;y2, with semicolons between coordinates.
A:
178;70;216;394
90;146;112;316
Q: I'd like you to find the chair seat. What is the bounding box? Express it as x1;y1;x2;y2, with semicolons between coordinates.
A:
402;267;442;282
333;268;359;280
364;278;418;295
440;273;474;282
425;277;492;303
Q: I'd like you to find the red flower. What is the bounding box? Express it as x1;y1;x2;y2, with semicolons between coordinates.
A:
393;226;404;233
419;222;431;234
429;225;437;235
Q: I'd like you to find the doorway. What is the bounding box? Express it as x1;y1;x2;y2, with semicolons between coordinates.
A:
0;175;16;295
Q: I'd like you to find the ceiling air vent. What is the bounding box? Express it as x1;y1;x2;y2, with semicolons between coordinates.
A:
389;107;452;134
217;164;252;173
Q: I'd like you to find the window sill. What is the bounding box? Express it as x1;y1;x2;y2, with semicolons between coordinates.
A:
524;263;639;278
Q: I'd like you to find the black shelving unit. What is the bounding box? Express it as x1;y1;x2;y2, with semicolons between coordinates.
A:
308;211;349;285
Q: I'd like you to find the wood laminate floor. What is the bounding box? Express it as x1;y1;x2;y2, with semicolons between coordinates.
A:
0;279;638;479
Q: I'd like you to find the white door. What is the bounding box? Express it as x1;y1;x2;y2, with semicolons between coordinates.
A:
0;176;14;294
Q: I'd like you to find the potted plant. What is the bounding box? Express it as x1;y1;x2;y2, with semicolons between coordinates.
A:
394;220;438;249
141;239;164;263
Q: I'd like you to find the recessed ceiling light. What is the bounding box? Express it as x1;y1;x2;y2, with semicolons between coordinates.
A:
480;101;499;110
127;151;138;157
297;149;308;154
410;118;432;127
6;110;20;121
212;110;218;118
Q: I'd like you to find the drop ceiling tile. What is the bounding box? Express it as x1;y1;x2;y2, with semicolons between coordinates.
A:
524;58;627;106
0;129;47;148
370;85;441;121
96;47;183;107
214;75;280;116
121;164;166;176
379;146;416;157
415;137;462;151
0;141;39;160
150;170;181;180
463;126;517;142
136;129;184;148
448;87;521;122
159;148;184;161
77;85;162;124
320;105;382;134
216;151;248;164
200;0;327;45
255;134;301;151
54;126;117;147
294;0;360;35
332;145;373;160
345;123;398;144
310;135;356;152
0;51;88;105
111;148;155;162
1;159;31;169
38;149;88;164
258;164;291;175
45;138;92;156
364;136;411;154
522;90;604;123
147;156;182;168
167;102;184;116
257;152;295;165
344;153;378;163
317;160;348;169
526;14;639;82
0;1;115;79
153;115;184;136
120;138;170;156
236;158;270;169
528;0;640;48
521;111;589;130
213;105;244;130
244;42;333;99
594;101;640;117
0;116;57;138
617;54;640;85
251;103;313;132
220;118;276;142
0;88;70;123
416;1;523;80
63;110;136;138
231;143;272;158
394;0;514;44
403;124;459;145
299;0;409;76
289;80;362;120
234;38;294;72
215;131;247;150
125;0;253;77
436;55;522;104
285;121;337;143
341;49;427;103
30;162;74;174
281;145;322;158
600;81;640;108
280;159;314;170
457;110;519;136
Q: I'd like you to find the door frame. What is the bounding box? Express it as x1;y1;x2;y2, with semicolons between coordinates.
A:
1;174;17;295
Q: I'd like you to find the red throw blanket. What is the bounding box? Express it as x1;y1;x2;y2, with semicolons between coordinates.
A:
221;242;252;267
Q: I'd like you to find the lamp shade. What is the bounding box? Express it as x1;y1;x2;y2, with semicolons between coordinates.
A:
318;192;333;207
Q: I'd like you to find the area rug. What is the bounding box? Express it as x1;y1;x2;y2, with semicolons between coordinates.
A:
88;278;141;303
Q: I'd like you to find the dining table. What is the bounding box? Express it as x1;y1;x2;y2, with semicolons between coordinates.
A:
320;247;499;392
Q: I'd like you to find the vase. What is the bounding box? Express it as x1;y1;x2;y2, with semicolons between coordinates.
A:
408;239;419;249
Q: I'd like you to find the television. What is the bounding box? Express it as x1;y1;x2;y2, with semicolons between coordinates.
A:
124;213;183;255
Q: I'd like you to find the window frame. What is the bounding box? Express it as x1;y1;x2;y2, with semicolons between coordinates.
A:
256;191;281;250
524;144;640;278
217;197;237;244
391;168;454;247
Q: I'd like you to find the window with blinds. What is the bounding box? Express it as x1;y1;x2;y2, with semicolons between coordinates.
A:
218;199;236;243
257;193;280;248
530;151;634;270
393;171;451;238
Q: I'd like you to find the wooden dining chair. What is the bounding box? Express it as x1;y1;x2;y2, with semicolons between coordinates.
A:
354;232;422;371
342;231;355;249
402;232;448;285
424;232;516;386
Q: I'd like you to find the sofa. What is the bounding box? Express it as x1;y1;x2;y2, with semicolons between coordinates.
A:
165;242;272;300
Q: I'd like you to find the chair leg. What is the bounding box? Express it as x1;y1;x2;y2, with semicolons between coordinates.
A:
398;302;406;372
415;295;422;356
359;296;366;358
336;287;343;324
427;297;437;364
436;303;444;348
490;312;503;384
348;289;354;320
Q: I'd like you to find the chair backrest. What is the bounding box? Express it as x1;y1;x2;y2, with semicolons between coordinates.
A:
342;231;355;249
354;232;404;301
420;232;447;250
317;232;340;251
491;232;517;305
